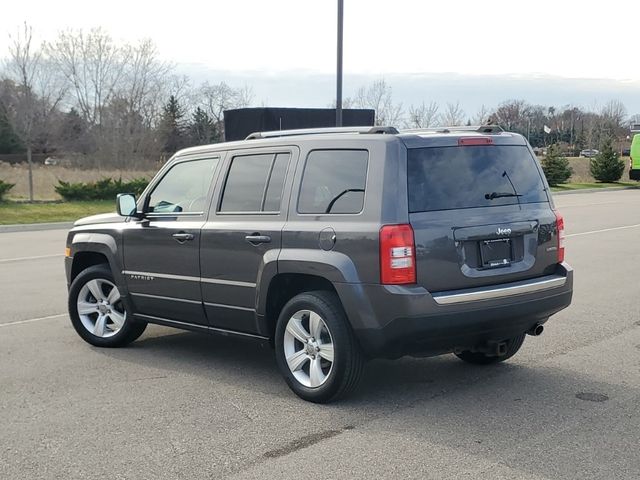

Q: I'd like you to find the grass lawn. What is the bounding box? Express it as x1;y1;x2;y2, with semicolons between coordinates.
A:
551;182;639;192
0;200;115;225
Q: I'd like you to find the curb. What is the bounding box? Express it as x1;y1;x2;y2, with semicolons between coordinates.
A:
0;221;74;233
552;186;639;195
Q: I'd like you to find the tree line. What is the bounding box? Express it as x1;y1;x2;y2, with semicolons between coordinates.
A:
1;24;638;200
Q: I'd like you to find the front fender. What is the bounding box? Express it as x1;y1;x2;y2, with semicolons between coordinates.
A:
68;232;126;293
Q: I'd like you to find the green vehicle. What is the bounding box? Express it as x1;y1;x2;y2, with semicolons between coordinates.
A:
631;134;640;180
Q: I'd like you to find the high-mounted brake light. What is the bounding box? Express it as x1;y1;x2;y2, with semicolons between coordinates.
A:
380;224;416;285
554;210;565;263
458;137;493;146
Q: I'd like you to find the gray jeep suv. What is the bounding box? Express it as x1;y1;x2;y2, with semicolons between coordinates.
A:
64;125;573;403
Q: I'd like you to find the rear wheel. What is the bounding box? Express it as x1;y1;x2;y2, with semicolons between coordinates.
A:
68;264;147;347
275;291;364;403
455;333;526;365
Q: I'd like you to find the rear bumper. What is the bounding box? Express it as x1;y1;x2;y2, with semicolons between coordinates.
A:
335;263;573;359
630;169;640;181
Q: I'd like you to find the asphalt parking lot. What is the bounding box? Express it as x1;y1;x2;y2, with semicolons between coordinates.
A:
1;189;639;479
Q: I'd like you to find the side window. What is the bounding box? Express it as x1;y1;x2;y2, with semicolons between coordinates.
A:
263;153;290;212
148;158;218;214
220;152;291;213
298;150;368;214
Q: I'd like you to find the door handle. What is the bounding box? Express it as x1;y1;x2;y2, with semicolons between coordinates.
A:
245;234;271;245
172;232;195;243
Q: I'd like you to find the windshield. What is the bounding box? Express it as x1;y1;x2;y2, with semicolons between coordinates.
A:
407;145;548;212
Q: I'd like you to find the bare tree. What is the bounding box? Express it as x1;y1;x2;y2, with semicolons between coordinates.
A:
120;39;173;124
405;101;439;128
472;105;490;125
4;23;66;201
353;79;403;126
198;81;254;139
441;101;466;126
46;28;125;127
599;100;628;142
492;99;530;131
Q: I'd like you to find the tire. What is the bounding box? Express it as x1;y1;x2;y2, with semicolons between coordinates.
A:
455;333;526;365
274;291;364;403
68;264;147;348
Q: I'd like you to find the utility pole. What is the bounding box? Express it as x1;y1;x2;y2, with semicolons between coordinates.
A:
336;0;344;127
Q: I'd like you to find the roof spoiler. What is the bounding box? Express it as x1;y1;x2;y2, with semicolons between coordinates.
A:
401;125;504;134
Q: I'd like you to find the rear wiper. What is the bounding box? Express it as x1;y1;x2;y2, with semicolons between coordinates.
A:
485;192;523;200
325;189;365;213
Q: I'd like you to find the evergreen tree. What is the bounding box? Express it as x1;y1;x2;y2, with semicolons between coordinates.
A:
58;108;90;153
590;137;624;182
0;103;24;154
187;107;217;145
541;144;572;186
159;95;186;154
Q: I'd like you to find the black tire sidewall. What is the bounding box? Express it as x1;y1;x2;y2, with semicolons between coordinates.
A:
68;265;144;348
274;291;354;403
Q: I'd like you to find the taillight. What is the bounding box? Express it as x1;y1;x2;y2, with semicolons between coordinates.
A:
554;211;565;263
380;224;416;284
458;137;493;146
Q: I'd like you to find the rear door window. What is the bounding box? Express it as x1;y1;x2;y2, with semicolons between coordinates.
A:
298;150;368;214
219;152;291;213
407;145;547;212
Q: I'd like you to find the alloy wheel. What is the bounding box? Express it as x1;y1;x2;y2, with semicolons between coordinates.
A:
283;310;335;388
76;278;126;338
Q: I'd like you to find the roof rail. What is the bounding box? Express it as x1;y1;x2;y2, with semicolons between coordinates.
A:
402;125;504;134
245;126;398;140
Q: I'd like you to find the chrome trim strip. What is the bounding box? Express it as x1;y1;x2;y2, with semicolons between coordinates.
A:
204;302;255;312
130;292;202;305
134;313;268;340
134;314;209;331
208;326;268;340
201;278;256;288
432;274;567;305
122;270;255;288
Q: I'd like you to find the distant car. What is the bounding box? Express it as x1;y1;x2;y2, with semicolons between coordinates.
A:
580;149;599;158
44;157;59;166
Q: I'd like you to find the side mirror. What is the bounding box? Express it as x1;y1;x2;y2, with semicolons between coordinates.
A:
117;193;138;217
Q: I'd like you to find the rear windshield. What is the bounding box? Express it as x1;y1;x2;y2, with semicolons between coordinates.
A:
407;145;548;212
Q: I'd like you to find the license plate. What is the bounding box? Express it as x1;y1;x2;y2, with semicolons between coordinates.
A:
480;238;512;268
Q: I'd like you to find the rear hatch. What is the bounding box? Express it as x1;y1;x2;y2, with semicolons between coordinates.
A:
407;138;560;292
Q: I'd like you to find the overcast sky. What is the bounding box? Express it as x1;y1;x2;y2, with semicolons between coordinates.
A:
2;0;639;79
2;1;639;113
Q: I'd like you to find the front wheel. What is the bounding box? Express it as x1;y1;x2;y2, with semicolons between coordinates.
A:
68;264;147;347
275;291;364;403
455;333;526;365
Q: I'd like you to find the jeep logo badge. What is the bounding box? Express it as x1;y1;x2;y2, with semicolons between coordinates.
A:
496;227;512;236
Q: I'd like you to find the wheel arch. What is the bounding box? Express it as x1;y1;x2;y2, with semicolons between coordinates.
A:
67;232;125;292
263;273;339;340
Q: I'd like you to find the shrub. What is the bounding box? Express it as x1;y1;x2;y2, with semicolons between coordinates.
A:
590;137;624;182
55;177;149;201
0;179;14;201
541;144;573;186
